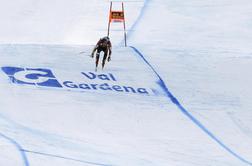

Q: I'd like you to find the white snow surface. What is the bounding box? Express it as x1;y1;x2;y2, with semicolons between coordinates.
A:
0;0;252;166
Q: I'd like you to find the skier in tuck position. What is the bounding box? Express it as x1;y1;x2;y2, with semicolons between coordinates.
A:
91;36;112;71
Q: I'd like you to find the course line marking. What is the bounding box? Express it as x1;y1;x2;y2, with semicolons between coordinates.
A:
130;46;252;166
22;149;112;166
0;132;29;166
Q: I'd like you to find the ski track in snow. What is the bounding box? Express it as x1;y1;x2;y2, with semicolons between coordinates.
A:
126;0;252;165
0;1;153;165
129;46;252;166
22;149;111;166
0;132;29;166
0;0;252;165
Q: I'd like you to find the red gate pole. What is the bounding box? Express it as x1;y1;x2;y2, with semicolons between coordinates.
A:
107;2;112;37
122;2;127;47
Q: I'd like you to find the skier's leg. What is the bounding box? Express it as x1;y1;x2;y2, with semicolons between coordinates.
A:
102;51;108;69
95;52;100;68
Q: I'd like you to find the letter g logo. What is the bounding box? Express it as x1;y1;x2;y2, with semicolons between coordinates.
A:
1;67;62;88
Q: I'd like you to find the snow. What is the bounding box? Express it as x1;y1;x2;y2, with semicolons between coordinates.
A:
0;0;252;165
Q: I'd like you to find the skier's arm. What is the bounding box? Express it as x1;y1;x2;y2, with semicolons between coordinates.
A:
91;46;97;57
91;40;101;57
107;42;112;61
108;41;112;56
108;47;112;56
91;42;99;57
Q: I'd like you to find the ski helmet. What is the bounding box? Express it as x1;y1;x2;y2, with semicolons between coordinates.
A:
104;36;109;40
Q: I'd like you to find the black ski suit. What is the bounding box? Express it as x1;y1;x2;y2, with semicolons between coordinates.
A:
92;37;112;69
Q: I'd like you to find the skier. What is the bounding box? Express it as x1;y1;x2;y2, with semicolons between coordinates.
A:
91;36;112;71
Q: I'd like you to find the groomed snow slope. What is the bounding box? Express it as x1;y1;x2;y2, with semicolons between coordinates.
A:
1;0;252;166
